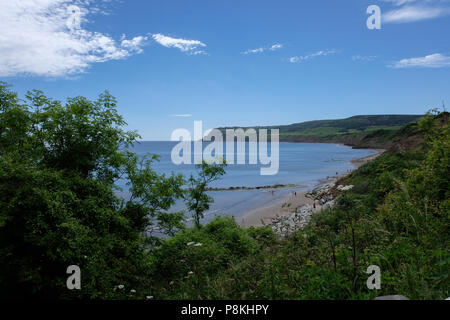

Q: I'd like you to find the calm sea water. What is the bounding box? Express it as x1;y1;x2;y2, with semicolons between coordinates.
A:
118;141;375;224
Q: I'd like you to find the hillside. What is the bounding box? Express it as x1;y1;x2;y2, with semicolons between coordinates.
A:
217;115;423;149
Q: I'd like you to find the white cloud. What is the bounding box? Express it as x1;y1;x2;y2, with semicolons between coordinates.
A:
289;49;338;63
243;43;283;55
352;55;378;61
170;114;192;117
243;47;265;54
381;0;418;6
269;43;283;51
392;53;450;68
383;5;450;23
0;0;148;77
121;36;147;54
152;34;207;55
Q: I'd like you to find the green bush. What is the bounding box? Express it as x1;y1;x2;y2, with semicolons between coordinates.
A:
149;216;259;299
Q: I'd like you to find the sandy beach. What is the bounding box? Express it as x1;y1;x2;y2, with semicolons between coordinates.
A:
238;148;385;228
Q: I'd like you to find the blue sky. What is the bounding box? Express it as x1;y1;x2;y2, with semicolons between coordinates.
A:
1;0;450;140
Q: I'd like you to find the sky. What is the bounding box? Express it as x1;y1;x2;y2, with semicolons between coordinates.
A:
1;0;450;140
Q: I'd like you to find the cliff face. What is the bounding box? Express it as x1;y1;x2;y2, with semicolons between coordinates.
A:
216;114;424;151
281;131;424;151
285;112;450;151
280;121;426;152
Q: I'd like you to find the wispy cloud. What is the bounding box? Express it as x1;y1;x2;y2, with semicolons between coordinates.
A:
0;0;148;77
152;34;207;55
380;0;450;23
243;43;283;55
121;35;148;54
391;53;450;68
269;43;283;51
381;0;418;6
170;114;193;118
383;5;450;23
243;47;265;55
352;55;378;61
289;49;338;63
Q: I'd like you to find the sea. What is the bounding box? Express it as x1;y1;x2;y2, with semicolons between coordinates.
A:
117;141;376;225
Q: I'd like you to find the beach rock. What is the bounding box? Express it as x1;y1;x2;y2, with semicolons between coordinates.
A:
270;183;340;237
305;184;333;200
337;184;354;191
305;184;335;209
270;203;315;237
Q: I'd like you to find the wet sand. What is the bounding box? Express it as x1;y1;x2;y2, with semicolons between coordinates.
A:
238;149;385;228
351;149;384;165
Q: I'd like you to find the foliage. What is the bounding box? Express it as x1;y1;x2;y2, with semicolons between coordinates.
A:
148;217;260;299
1;81;448;300
0;82;186;298
185;161;226;229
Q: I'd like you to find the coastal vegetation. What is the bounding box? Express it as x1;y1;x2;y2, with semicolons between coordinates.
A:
0;83;448;300
150;110;449;300
218;114;423;149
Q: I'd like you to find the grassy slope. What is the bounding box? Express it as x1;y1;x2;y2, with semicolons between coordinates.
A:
217;114;423;149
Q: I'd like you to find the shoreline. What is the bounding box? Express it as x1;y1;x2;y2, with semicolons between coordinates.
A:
203;183;306;192
237;148;385;228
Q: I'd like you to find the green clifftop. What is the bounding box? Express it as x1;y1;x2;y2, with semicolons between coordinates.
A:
218;114;423;149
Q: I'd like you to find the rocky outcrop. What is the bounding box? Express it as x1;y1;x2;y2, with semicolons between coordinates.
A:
269;183;355;236
305;183;334;204
270;184;337;237
337;184;354;191
270;204;314;237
